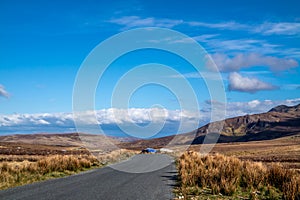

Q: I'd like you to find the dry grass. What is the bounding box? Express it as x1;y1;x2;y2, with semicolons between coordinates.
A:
177;151;300;200
0;148;137;190
36;155;99;173
172;135;300;170
0;154;99;190
96;149;137;165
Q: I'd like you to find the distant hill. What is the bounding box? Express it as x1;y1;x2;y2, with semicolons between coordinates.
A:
121;103;300;149
0;133;123;152
0;133;83;147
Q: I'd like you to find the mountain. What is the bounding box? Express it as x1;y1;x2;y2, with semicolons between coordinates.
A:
121;103;300;149
191;103;300;144
268;104;300;113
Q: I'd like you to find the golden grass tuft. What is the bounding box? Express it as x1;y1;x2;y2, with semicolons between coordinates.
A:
177;151;300;200
96;149;137;165
36;155;98;174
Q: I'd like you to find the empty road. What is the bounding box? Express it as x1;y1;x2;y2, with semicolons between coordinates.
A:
0;154;176;200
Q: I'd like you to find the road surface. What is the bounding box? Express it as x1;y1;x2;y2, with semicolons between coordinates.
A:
0;154;176;200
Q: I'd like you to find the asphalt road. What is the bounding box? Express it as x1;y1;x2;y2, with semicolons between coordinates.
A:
0;154;176;200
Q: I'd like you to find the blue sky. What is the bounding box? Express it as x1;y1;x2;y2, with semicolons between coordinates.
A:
0;0;300;137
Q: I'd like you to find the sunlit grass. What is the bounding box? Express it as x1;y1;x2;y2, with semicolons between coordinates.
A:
176;151;300;200
0;149;137;190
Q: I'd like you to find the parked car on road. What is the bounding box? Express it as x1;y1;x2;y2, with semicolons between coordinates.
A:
141;148;157;154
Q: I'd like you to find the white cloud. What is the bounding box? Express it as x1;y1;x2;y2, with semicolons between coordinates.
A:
0;108;207;137
0;108;203;129
228;72;277;93
108;16;183;29
248;99;261;108
147;34;297;58
208;53;298;72
170;71;224;81
192;34;220;42
189;21;300;36
229;98;300;116
108;16;300;36
205;98;300;118
187;21;251;31
194;31;299;58
255;22;300;35
107;17;300;57
207;39;273;52
1;98;300;135
0;85;9;98
173;35;299;58
179;36;287;56
77;108;203;125
167;34;219;44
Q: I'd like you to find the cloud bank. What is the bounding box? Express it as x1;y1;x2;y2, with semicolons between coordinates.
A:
1;98;300;136
0;108;204;137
